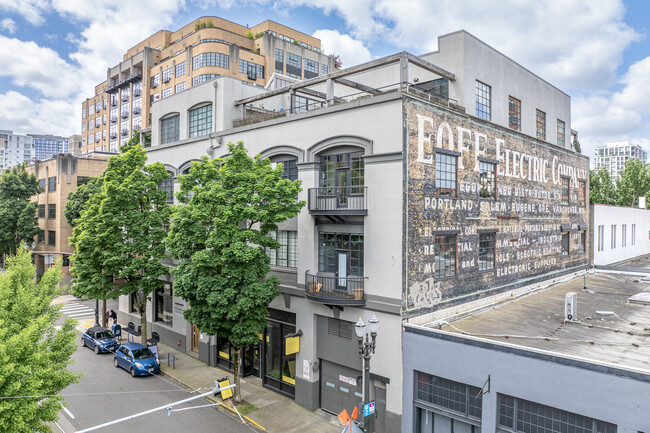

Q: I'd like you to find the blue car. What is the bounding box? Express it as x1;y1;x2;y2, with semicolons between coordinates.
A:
81;326;120;354
114;342;160;377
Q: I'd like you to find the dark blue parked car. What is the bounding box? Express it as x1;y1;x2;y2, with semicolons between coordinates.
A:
114;342;160;377
81;326;120;354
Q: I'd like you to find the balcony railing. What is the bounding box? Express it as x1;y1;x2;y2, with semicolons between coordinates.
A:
304;272;366;306
308;186;368;215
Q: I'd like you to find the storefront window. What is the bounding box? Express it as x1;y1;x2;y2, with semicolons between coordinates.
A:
154;283;173;326
264;309;296;397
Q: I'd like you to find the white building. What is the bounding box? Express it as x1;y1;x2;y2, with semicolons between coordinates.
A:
591;204;650;266
119;30;587;432
0;130;34;170
594;141;648;181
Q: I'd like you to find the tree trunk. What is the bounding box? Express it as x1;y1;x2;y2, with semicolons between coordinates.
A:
140;298;148;346
101;299;107;327
233;346;243;403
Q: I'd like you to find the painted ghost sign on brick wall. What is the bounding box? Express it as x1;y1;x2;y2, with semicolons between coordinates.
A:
403;98;590;318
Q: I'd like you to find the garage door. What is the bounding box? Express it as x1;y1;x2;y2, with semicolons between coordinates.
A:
321;360;363;415
415;407;481;433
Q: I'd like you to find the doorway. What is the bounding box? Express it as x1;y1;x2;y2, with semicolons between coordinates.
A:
191;325;200;352
336;169;348;208
336;250;349;291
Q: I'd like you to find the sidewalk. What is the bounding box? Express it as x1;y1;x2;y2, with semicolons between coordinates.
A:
151;341;343;433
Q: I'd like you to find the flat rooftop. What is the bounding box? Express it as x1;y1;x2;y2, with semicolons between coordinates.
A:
437;270;650;373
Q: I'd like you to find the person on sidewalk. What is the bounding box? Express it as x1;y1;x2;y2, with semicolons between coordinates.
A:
110;309;117;325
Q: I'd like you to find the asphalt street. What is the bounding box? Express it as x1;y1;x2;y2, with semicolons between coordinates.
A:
54;299;253;433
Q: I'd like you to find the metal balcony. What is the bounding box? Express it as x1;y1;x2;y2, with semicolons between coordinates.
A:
308;186;368;215
304;272;366;306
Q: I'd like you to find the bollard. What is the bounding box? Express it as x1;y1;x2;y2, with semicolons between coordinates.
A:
167;353;176;369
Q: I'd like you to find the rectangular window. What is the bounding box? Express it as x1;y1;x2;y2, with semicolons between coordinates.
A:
598;225;604;251
321;63;328;75
318;233;364;276
498;394;616;433
189;104;212;137
38;230;45;244
286;53;302;79
192;52;229;70
579;230;586;253
154;283;173;326
536;109;546;140
435;153;457;197
304;58;318;79
278;159;298;181
175;82;185;93
508;96;520;130
38;204;45;218
561;232;569;256
48;204;56;219
579;180;586;206
38;178;46;191
77;176;90;187
622;224;627;247
150;74;160;88
175;61;186;77
561;177;569;205
479;161;496;199
611;224;616;249
475;80;491;120
265;231;298;267
48;230;56;246
433;234;457;278
478;232;495;270
159;176;174;203
557;119;566;147
632;224;636;245
415;372;482;419
161;115;180;144
191;74;220;86
239;59;264;80
48;176;56;192
162;68;173;83
318;152;364;193
161;87;172;99
275;48;284;74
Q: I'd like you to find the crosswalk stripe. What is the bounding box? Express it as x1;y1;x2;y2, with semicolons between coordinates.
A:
68;311;95;317
61;307;90;313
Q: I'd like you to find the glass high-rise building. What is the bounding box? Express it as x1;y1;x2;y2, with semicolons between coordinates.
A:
28;134;69;161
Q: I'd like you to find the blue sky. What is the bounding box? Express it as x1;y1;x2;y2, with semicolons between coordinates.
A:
0;0;649;162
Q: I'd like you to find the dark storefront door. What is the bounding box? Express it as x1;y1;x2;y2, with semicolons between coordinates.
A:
415;407;480;433
191;325;199;352
217;336;261;378
320;360;362;417
263;309;297;398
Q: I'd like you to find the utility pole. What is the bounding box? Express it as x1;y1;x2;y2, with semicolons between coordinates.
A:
76;382;235;432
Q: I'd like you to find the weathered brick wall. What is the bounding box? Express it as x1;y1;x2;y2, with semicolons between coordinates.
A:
403;98;590;318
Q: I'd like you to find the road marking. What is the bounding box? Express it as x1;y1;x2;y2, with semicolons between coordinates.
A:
61;403;75;419
68;312;95;318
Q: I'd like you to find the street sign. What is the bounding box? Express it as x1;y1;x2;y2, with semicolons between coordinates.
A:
363;401;375;417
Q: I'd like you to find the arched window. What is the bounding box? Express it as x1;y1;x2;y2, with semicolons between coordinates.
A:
188;104;212;138
161;114;180;144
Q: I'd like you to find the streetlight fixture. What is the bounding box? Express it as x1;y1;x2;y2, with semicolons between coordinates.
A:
355;314;379;433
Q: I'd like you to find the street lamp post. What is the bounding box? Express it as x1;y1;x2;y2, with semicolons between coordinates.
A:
355;314;379;433
94;298;100;327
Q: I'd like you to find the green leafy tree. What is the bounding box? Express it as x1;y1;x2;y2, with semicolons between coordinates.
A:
64;176;104;227
167;142;304;401
0;245;80;432
589;167;616;205
0;165;41;266
70;134;171;344
615;158;650;208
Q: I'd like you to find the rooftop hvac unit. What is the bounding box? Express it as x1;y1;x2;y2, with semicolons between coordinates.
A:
565;292;577;322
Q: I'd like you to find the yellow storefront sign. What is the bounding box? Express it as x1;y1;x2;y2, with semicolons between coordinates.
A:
285;336;300;355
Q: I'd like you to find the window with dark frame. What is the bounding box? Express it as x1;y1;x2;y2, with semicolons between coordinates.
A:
435;153;457;197
38;178;46;191
536;109;546;140
38;230;45;243
508;96;521;130
479;161;496;199
278;159;298;181
48;230;56;246
579;230;586;253
48;176;56;192
192;52;229;70
561;177;569;205
161;115;180;144
433;234;457;278
265;231;298;267
319;152;364;193
154;283;173;326
175;61;186;77
38;204;45;218
478;233;495;270
275;48;284;74
557;119;566;147
561;231;569;256
159;175;174;203
475;80;491;120
498;394;616;433
318;232;364;276
48;204;56;219
189;104;212;137
415;371;482;419
579;180;586;206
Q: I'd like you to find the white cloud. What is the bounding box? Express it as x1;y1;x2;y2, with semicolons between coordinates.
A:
1;18;16;34
313;29;372;67
0;0;49;25
0;91;76;136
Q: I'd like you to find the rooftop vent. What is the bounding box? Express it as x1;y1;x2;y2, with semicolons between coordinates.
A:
628;292;650;305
